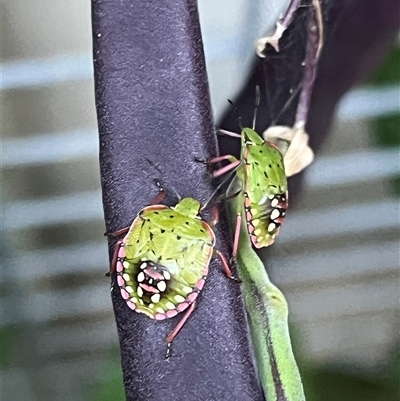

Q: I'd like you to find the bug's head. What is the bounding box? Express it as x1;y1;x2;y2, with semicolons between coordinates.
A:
174;197;201;218
242;127;264;146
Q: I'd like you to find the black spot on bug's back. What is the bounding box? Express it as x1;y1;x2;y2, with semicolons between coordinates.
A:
269;164;272;168
170;215;174;218
200;229;205;233
160;229;165;234
177;236;181;240
264;172;268;179
259;150;263;153
149;232;154;240
154;211;159;214
185;222;189;225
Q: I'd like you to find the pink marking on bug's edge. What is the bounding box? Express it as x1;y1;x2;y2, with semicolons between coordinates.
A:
144;269;164;281
121;289;130;300
196;278;206;291
245;196;251;207
118;246;126;258
246;211;252;221
176;302;189;312
155;314;166;321
117;275;125;286
139;283;159;294
116;261;123;272
251;235;261;247
187;292;198;303
166;310;178;318
248;224;255;234
127;301;136;310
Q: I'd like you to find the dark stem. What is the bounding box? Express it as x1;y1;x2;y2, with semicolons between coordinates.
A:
91;0;262;400
295;0;324;130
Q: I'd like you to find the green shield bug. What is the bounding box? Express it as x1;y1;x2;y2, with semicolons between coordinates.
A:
208;88;288;255
107;181;235;357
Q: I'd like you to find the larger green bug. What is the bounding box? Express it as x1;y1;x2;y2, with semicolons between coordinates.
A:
108;183;234;356
209;93;288;255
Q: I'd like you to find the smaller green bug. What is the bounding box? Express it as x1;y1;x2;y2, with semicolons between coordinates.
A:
107;181;235;356
208;88;288;256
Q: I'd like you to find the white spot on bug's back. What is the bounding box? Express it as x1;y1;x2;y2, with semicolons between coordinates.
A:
137;287;144;298
141;258;147;261
174;295;185;303
139;299;144;305
258;194;269;205
163;271;171;280
157;281;166;292
272;234;276;239
271;209;280;220
123;273;130;282
166;301;175;310
182;286;192;294
123;261;130;269
140;262;147;269
151;294;160;303
268;223;276;232
137;272;145;282
149;303;154;309
254;228;261;236
149;279;153;284
268;195;274;200
271;198;279;207
251;208;258;215
252;219;260;227
131;297;138;303
156;307;164;313
125;286;133;293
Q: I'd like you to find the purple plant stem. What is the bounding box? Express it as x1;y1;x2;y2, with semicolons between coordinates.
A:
91;0;262;400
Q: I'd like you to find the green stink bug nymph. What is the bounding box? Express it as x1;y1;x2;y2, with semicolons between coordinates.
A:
209;89;288;255
108;184;234;357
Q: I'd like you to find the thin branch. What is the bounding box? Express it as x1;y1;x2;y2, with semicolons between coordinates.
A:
295;0;324;130
256;0;302;55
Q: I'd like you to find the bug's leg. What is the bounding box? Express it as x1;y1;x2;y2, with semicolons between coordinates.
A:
106;240;124;276
232;213;242;258
213;160;241;178
208;154;238;165
217;129;241;138
214;249;241;282
165;301;197;359
208;205;220;227
104;226;130;237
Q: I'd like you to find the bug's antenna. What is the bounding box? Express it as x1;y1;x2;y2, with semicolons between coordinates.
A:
252;86;261;130
145;159;181;201
201;165;241;211
228;99;244;131
271;84;302;126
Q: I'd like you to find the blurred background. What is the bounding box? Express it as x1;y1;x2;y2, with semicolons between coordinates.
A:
1;1;399;400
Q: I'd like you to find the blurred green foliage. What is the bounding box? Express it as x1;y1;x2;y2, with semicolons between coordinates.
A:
0;326;17;369
369;46;400;86
90;353;125;401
